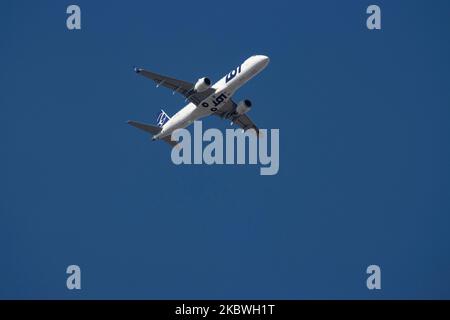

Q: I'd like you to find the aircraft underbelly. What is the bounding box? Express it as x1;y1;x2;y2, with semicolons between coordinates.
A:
158;86;235;139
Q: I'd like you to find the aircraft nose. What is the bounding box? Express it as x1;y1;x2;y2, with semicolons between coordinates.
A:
255;55;270;67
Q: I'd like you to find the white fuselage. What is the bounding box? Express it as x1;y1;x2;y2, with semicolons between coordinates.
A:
154;55;270;139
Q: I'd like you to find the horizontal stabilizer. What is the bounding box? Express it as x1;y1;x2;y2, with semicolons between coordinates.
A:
162;136;179;147
127;120;162;135
127;120;178;148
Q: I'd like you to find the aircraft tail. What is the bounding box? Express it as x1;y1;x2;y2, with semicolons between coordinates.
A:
127;120;162;135
127;119;178;147
156;109;171;128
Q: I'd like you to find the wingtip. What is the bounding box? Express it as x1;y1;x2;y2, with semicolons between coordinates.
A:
133;66;141;73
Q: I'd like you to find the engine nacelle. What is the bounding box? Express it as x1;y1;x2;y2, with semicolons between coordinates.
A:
236;99;252;115
194;77;211;92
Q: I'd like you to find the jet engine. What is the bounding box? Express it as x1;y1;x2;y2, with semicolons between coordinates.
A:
194;77;211;92
236;99;252;115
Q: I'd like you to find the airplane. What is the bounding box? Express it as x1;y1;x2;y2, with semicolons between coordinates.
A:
128;55;270;146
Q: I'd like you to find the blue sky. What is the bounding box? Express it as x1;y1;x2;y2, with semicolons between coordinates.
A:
1;0;450;299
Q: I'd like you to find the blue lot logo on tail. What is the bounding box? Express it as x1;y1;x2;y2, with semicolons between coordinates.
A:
156;110;171;127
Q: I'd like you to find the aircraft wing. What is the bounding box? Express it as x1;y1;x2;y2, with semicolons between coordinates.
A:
134;67;215;105
214;99;259;134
